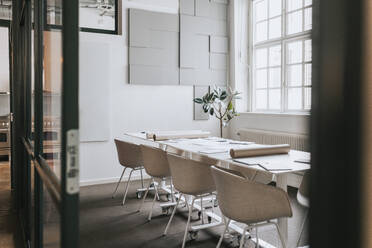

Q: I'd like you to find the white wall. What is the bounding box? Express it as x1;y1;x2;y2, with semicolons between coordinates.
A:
79;0;220;185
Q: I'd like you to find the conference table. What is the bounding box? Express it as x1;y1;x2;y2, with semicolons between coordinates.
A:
124;131;311;248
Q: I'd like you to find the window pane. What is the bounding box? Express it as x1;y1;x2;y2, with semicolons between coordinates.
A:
304;0;312;7
287;10;303;35
256;21;268;42
304;7;312;31
256;89;268;109
269;0;282;17
287;64;302;86
255;0;268;22
287;0;302;12
256;48;268;68
288;88;302;110
269;45;281;66
269;89;281;109
269;16;282;39
304;87;311;110
304;63;312;86
269;67;281;87
287;40;303;64
256;69;268;88
304;39;312;62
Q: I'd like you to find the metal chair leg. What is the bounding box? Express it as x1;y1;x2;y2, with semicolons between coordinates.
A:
256;226;259;248
170;178;175;202
122;168;134;206
182;197;195;248
112;167;126;198
148;178;158;221
164;193;183;235
140;167;144;188
296;209;309;247
239;226;248;248
273;222;286;248
138;180;151;212
217;217;231;248
153;178;160;201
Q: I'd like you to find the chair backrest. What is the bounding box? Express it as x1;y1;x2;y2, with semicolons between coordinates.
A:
297;172;310;207
114;139;143;169
140;145;171;178
166;154;216;196
211;166;292;224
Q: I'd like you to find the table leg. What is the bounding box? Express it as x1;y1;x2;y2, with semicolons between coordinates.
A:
276;174;288;247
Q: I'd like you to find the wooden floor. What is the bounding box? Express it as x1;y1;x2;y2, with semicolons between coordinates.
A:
80;180;309;248
0;161;23;248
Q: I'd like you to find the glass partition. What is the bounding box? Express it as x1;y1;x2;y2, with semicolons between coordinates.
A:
43;0;62;180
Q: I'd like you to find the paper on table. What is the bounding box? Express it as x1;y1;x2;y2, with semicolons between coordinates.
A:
199;149;229;154
230;144;290;158
233;158;293;171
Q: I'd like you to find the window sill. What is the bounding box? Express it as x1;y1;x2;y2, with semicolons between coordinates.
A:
238;111;311;117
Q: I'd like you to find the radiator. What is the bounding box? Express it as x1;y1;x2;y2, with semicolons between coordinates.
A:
237;128;309;152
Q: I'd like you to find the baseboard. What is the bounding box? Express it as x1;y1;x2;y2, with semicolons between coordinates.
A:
80;174;151;187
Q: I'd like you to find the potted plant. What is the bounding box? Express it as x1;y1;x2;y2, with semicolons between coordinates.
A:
193;86;241;137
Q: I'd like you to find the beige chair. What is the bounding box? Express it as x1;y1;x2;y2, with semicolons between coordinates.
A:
211;166;292;248
112;139;144;205
296;172;310;247
138;145;174;221
164;154;217;248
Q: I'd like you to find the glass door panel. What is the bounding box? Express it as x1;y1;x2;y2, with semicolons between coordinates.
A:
43;0;63;180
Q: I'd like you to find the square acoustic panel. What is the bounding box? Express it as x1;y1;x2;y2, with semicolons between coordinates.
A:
129;9;179;85
180;0;229;86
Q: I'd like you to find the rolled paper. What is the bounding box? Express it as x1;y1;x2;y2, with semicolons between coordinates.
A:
230;144;290;158
145;130;204;140
153;131;211;141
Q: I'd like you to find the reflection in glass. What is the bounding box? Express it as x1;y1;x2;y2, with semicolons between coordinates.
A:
43;28;62;180
43;184;61;248
0;0;11;20
46;0;63;26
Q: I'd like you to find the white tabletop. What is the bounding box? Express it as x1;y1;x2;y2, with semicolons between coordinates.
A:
124;132;310;175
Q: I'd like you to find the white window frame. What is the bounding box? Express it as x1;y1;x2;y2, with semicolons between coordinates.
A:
250;0;312;113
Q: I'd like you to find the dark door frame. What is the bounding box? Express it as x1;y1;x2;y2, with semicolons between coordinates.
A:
11;0;80;247
310;0;365;247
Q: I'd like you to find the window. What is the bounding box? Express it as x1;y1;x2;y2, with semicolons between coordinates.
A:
252;0;312;112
